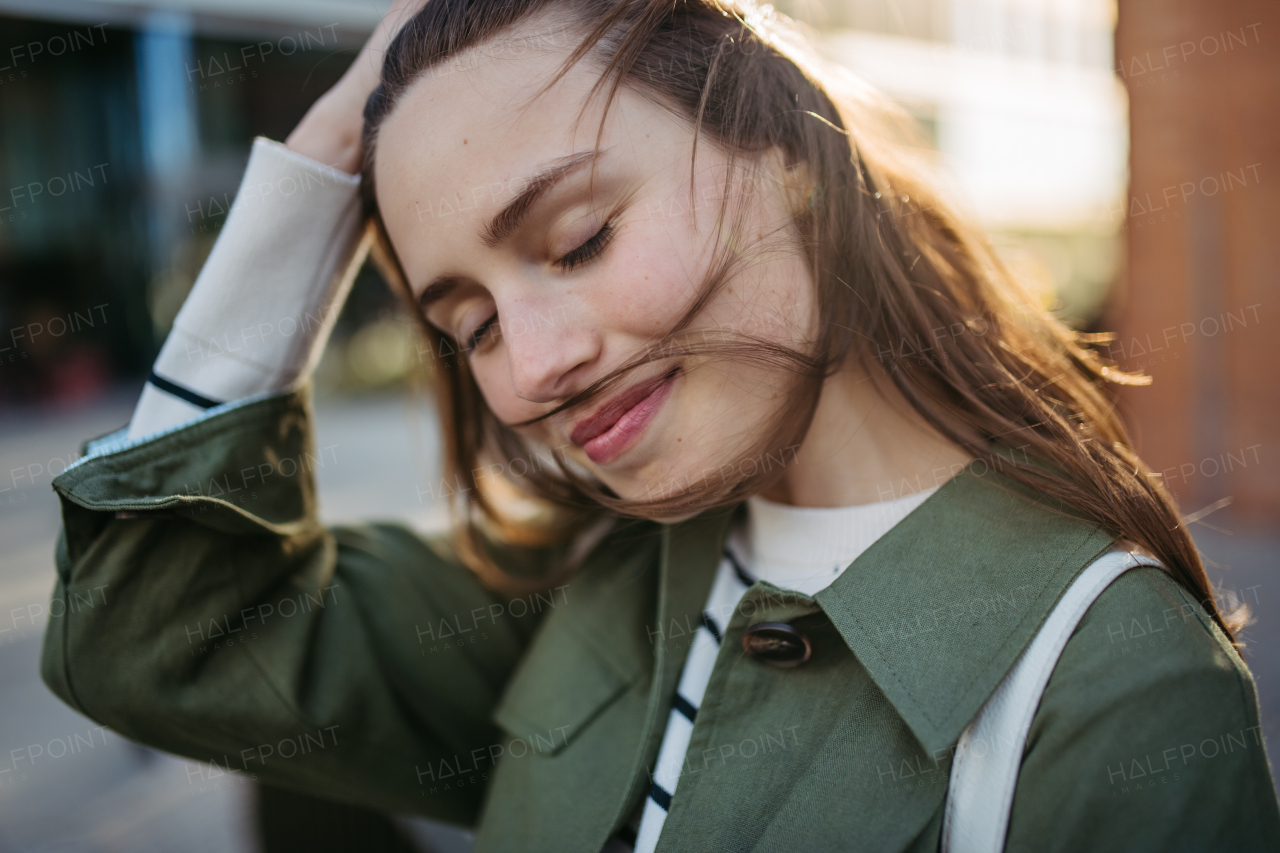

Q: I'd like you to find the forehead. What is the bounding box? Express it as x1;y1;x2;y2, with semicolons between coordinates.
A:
380;30;584;173
373;24;702;288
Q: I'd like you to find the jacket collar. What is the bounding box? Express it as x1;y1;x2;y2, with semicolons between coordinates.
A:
500;468;1114;759
639;470;1116;758
814;468;1115;755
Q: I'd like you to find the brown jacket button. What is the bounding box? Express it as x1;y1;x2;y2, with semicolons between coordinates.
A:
743;622;812;667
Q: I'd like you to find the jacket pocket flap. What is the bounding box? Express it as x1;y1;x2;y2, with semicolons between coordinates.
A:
492;618;633;755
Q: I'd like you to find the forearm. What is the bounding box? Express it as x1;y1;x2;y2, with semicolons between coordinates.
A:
128;138;365;440
128;0;427;442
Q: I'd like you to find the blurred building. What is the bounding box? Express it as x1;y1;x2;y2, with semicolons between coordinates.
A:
0;0;1127;405
0;0;397;405
1112;0;1277;524
785;0;1127;324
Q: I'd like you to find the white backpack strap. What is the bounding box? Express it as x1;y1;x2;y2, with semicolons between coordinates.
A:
941;548;1161;853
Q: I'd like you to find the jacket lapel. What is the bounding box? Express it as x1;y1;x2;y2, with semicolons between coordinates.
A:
815;469;1116;756
585;507;735;840
482;510;730;852
623;506;737;791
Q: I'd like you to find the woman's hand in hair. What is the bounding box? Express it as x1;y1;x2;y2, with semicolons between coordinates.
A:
285;0;428;175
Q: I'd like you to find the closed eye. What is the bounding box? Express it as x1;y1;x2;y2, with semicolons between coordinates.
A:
456;218;615;354
556;219;615;272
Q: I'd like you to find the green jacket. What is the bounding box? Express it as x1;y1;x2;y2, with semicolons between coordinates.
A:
41;387;1280;852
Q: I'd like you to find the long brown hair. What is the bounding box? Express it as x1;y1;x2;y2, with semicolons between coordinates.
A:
360;0;1240;641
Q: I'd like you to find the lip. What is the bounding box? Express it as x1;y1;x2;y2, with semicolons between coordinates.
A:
570;368;679;465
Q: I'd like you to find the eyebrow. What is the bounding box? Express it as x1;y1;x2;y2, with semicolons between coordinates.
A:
481;150;601;249
416;150;604;314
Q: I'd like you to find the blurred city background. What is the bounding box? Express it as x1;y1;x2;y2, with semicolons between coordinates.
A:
0;0;1275;850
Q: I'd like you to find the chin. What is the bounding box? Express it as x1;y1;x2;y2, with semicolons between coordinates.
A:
607;473;708;522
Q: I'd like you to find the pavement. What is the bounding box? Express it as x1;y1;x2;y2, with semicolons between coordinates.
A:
0;387;1275;850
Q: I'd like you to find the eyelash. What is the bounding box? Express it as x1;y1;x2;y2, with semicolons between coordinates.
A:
466;313;498;354
556;219;616;272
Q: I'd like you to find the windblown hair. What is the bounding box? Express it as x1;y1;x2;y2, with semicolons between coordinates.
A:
359;0;1240;641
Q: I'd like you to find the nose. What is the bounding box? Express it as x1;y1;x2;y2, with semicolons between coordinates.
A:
501;303;600;403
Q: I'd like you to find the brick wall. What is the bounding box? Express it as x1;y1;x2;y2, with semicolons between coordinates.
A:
1112;0;1277;523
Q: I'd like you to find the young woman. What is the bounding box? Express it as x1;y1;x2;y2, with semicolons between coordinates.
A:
42;1;1279;850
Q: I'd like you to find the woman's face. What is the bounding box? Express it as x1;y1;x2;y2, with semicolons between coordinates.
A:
375;26;816;502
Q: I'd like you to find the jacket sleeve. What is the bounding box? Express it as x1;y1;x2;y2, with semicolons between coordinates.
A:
1005;566;1280;852
40;386;542;824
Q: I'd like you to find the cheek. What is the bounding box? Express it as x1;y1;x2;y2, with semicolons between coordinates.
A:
757;253;817;342
594;232;703;337
608;175;812;350
581;199;726;349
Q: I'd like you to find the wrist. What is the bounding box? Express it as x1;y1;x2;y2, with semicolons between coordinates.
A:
285;91;364;176
284;0;426;177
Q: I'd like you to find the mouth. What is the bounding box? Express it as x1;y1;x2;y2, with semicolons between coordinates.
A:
569;367;679;465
